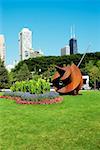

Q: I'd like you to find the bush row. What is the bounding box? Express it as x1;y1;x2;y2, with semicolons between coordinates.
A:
3;91;60;102
10;78;50;94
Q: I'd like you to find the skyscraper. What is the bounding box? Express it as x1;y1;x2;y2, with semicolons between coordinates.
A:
61;45;70;56
0;35;6;63
19;28;32;60
69;26;78;54
69;38;78;54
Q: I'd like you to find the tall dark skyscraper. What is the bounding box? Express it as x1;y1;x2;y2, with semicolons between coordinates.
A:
69;38;78;54
69;26;78;54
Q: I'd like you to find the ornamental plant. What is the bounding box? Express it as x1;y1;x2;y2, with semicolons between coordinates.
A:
3;91;59;102
10;78;50;94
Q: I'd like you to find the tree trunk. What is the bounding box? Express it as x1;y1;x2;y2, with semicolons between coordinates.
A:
94;80;96;90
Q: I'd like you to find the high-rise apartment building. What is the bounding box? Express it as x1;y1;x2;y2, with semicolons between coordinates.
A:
19;28;32;60
0;35;6;63
61;45;70;56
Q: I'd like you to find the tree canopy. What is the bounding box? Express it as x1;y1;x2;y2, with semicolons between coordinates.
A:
12;52;100;75
0;59;9;89
10;52;100;88
85;60;100;88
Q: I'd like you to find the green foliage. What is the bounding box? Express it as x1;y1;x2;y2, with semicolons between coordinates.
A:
10;78;50;94
9;63;32;84
8;71;17;85
41;64;56;82
11;52;100;75
16;63;32;81
85;60;100;88
96;60;100;81
32;74;41;81
0;59;9;89
9;52;100;88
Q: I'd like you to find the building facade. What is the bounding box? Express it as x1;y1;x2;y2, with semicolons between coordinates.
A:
61;45;70;56
19;28;32;60
30;49;44;58
69;38;78;54
0;35;6;63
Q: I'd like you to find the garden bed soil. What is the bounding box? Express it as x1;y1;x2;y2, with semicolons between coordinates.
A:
0;96;63;105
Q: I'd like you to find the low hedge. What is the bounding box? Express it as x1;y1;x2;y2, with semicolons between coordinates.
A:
3;91;60;102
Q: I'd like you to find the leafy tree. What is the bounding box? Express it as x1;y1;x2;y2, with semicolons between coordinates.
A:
0;59;9;89
96;60;100;80
10;52;100;83
8;71;17;85
85;60;100;89
16;63;32;81
41;64;56;82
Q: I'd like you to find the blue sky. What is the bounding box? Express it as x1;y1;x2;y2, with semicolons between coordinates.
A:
0;0;100;64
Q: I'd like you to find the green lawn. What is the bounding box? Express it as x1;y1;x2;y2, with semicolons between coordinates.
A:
0;90;100;150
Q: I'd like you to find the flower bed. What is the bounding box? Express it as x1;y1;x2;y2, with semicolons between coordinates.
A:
0;91;63;105
0;95;63;105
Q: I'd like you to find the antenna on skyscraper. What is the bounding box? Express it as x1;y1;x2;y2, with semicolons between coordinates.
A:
70;26;73;38
70;25;76;38
73;24;75;38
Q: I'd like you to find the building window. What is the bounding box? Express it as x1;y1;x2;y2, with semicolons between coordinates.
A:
25;51;29;57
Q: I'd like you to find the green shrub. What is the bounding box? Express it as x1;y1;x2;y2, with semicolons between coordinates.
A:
28;80;37;94
10;78;50;94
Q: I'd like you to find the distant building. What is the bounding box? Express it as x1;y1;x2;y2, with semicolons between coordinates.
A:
69;25;78;54
19;28;44;60
69;38;78;54
61;45;70;56
0;35;6;63
19;28;32;60
61;26;78;56
30;49;44;58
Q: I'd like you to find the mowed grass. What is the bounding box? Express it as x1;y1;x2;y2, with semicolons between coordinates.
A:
0;91;100;150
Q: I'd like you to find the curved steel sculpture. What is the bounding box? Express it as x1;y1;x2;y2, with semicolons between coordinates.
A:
52;64;83;95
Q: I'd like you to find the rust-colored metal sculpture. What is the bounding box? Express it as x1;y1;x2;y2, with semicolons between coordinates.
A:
52;63;83;95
